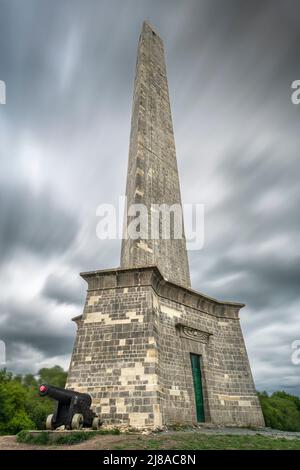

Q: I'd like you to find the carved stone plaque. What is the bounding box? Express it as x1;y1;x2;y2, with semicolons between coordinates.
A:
176;323;212;344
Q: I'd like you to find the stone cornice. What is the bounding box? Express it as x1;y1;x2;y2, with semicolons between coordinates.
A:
78;265;244;320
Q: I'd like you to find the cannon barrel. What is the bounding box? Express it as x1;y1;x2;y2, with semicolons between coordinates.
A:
39;383;92;406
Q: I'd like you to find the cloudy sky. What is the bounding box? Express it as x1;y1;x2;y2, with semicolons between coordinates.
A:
0;0;300;394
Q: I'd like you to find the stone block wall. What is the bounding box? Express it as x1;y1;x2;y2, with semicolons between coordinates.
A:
152;288;264;426
66;266;264;428
66;270;162;428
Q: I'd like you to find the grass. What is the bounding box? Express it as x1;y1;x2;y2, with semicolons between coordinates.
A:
16;427;120;446
108;433;300;450
15;430;300;450
16;430;97;446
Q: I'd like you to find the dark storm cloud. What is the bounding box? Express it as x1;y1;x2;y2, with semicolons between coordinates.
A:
194;143;300;309
0;0;300;392
0;0;138;132
205;253;300;310
0;300;75;359
187;135;300;393
5;329;74;360
0;180;79;261
42;273;85;305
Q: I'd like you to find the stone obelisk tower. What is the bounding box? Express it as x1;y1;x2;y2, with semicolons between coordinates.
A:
66;22;264;428
120;22;190;288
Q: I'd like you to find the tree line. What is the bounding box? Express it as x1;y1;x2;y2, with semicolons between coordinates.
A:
0;366;67;434
1;366;300;434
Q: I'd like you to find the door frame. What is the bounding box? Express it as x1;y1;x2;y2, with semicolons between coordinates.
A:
190;353;205;422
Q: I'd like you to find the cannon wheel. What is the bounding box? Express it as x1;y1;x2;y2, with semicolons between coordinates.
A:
71;413;83;430
45;414;54;430
92;417;101;430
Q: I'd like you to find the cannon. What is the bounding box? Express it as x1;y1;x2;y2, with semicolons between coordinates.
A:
39;383;102;430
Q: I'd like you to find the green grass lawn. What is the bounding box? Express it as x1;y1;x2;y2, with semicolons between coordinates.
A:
110;433;300;450
16;430;300;450
16;428;120;446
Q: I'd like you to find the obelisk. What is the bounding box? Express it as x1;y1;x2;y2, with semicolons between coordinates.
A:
66;21;265;429
121;21;191;288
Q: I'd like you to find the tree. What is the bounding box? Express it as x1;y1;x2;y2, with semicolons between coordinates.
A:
0;365;68;434
0;370;34;434
258;391;300;431
22;374;37;388
38;365;67;388
25;365;67;429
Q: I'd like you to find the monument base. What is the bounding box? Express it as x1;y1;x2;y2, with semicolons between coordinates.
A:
66;266;264;428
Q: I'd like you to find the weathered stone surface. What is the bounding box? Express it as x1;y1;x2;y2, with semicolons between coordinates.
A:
67;267;264;427
120;21;191;288
66;21;264;428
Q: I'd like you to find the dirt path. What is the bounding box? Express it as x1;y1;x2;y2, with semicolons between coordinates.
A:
1;427;300;450
0;433;140;450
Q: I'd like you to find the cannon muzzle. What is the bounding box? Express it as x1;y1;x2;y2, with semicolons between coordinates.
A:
39;383;92;406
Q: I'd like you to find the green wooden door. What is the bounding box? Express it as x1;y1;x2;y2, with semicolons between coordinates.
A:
190;354;205;422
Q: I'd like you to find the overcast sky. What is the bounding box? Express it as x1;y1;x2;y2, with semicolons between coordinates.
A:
0;0;300;395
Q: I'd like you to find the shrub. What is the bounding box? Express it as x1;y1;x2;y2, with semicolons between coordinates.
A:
17;430;98;446
0;366;67;434
258;391;300;431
